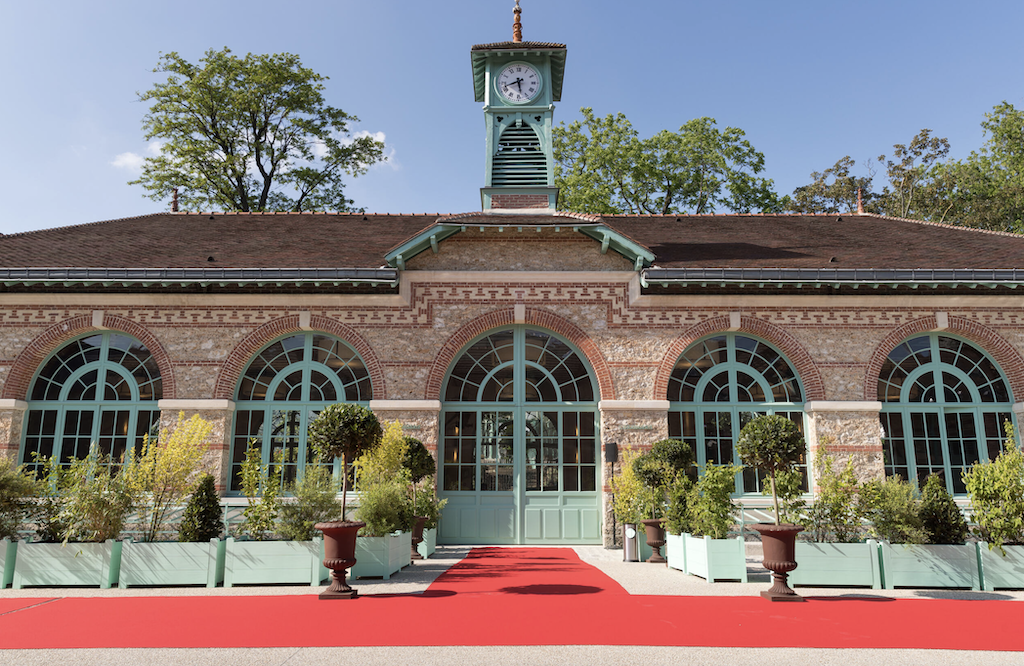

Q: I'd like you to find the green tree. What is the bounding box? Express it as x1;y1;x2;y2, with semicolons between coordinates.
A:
178;474;223;542
875;129;950;219
553;108;782;214
786;156;876;214
132;48;385;213
932;102;1024;233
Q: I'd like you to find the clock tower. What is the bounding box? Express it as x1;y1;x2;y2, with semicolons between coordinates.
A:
471;1;565;210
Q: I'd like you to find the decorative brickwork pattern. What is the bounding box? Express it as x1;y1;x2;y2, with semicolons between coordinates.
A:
2;313;176;401
212;315;386;400
862;315;1024;401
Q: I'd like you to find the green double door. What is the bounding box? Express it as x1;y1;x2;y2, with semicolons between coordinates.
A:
437;328;601;544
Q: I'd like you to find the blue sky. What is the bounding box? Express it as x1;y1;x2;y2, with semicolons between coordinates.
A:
1;0;1023;235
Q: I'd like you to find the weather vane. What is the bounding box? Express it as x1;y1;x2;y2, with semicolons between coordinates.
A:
513;0;522;43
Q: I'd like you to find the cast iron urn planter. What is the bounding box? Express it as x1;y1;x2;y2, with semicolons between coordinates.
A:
751;523;805;602
315;520;365;599
641;518;667;564
410;516;428;561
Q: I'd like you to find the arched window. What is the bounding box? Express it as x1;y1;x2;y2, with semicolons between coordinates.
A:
230;333;372;492
667;333;806;494
878;334;1014;494
21;332;162;474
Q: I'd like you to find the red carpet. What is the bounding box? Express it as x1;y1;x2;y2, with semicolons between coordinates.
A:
1;547;1023;650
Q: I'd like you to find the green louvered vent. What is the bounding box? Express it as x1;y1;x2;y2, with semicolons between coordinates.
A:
492;122;547;186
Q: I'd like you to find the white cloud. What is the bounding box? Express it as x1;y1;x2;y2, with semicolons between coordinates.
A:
111;141;163;171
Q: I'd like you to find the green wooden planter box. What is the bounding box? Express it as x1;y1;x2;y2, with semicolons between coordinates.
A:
417;528;437;559
788;541;882;588
1;538;16;588
351;532;411;580
679;533;748;582
978;543;1024;591
119;539;224;588
666;533;685;571
223;538;325;587
880;542;980;590
12;540;122;589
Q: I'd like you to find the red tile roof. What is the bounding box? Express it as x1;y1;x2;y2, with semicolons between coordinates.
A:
0;212;1021;270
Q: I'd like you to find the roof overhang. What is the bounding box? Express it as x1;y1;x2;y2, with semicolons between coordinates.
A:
642;268;1024;289
385;221;654;271
0;267;399;288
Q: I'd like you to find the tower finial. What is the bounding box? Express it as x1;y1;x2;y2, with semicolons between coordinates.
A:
513;0;522;43
857;187;864;214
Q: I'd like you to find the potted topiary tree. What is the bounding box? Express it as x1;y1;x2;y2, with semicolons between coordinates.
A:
633;439;692;563
736;414;806;601
308;403;382;599
402;436;437;561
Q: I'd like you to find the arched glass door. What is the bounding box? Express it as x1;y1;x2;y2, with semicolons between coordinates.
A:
439;327;600;544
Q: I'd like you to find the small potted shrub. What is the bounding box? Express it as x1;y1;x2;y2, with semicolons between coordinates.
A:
863;474;978;590
119;415;224;589
788;443;881;589
633;439;692;563
0;455;39;587
676;463;747;582
608;447;657;562
965;422;1024;590
14;448;136;589
402;437;437;560
308;403;382;599
736;414;805;600
350;422;414;580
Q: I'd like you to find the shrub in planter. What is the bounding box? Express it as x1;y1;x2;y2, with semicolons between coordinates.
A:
920;473;968;545
964;421;1024;555
179;474;223;542
633;439;693;562
804;444;863;543
354;422;414;536
608;447;657;527
308;403;383;522
131;413;214;542
235;440;281;540
58;446;139;543
859;476;926;544
403;437;445;558
0;455;38;541
687;463;741;540
279;465;342;542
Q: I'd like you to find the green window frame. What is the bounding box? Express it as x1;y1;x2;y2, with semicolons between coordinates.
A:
230;333;372;493
20;332;162;474
667;333;807;495
878;334;1015;494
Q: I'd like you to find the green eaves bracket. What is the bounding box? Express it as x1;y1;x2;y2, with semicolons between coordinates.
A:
576;225;655;271
385;225;463;269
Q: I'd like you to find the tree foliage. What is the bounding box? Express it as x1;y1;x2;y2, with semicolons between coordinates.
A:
0;455;39;541
964;421;1024;553
786;156;876;215
278;465;341;541
553;108;782;215
308;403;382;520
736;415;804;525
237;440;280;540
178;474;223;542
132;413;214;542
132;48;385;213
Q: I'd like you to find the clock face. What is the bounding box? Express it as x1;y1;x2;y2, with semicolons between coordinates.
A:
496;62;542;104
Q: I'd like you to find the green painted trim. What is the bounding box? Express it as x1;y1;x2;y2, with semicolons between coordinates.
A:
384;225;461;269
223;538;323;587
577;226;655;269
789;541;882;588
879;542;980;590
472;48;566;103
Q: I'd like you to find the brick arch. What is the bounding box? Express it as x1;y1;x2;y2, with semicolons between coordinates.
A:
863;315;1024;402
653;316;825;402
213;315;386;400
424;307;615;401
3;314;176;401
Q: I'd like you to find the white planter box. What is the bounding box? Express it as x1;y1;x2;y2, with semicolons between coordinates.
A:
666;533;685;571
978;543;1024;591
12;540;121;589
351;532;412;580
673;533;748;583
879;542;979;590
223;538;325;587
1;538;16;588
417;528;437;559
788;541;881;588
119;539;223;588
